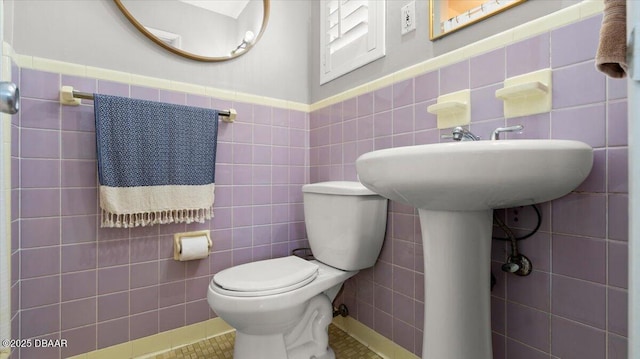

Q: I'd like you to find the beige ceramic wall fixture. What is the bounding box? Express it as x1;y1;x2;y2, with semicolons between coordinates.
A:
495;68;553;118
427;89;471;129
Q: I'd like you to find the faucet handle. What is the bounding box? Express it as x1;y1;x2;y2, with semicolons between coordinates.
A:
491;125;524;140
452;126;481;141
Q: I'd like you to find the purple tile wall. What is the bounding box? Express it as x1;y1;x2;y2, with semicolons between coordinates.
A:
9;12;628;359
311;14;627;359
11;69;309;358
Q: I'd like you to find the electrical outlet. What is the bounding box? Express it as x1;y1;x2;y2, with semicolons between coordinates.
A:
401;1;416;35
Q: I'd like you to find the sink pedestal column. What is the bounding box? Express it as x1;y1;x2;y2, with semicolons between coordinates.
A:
418;209;493;359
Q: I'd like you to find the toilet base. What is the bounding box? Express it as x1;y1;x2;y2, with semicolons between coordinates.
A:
232;293;335;359
315;347;336;359
234;334;336;359
234;332;289;358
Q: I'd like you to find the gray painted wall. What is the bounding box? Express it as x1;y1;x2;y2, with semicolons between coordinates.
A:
7;0;312;104
310;0;583;103
7;0;586;104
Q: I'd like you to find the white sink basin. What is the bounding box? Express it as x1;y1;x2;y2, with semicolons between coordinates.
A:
356;139;593;211
355;139;593;359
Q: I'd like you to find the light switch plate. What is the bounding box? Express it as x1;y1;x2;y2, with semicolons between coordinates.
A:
401;1;416;35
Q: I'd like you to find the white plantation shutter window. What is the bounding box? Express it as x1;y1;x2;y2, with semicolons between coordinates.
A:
320;0;386;84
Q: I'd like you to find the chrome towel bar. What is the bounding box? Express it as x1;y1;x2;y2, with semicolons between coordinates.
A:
59;86;236;122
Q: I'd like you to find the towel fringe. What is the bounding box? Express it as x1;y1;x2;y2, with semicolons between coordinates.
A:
100;207;214;228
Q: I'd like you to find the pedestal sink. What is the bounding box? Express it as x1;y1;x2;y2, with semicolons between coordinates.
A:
355;140;593;359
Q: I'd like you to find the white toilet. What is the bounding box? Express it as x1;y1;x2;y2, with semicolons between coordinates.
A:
207;181;388;359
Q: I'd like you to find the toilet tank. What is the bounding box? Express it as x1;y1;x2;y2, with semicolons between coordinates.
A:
302;181;388;271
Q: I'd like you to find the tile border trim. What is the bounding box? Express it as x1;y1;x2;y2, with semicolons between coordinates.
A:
3;0;602;113
333;316;420;359
66;317;234;359
0;51;12;359
66;316;415;359
4;43;308;113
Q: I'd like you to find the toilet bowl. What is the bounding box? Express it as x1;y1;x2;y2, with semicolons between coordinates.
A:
207;181;387;359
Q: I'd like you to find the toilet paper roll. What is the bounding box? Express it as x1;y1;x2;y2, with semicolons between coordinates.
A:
177;235;210;261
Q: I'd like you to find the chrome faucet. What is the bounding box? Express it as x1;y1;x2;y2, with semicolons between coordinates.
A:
490;125;524;140
451;126;480;141
443;124;524;142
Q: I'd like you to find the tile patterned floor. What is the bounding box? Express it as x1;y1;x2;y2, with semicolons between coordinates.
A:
155;324;382;359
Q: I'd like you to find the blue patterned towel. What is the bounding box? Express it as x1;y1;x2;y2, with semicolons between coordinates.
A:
94;94;218;228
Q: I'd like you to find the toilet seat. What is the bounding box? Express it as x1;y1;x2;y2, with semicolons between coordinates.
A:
212;256;319;297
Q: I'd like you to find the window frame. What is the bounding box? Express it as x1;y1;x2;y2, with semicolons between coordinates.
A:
320;0;386;85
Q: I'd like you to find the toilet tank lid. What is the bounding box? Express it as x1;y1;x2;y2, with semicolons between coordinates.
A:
302;181;378;196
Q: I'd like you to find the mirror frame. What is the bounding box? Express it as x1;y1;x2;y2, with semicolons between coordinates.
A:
429;0;526;40
114;0;270;62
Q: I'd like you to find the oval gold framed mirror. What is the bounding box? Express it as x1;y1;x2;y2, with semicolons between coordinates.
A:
114;0;270;62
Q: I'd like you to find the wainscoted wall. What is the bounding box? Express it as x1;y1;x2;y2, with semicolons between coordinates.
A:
311;14;629;359
9;6;628;359
10;68;309;358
